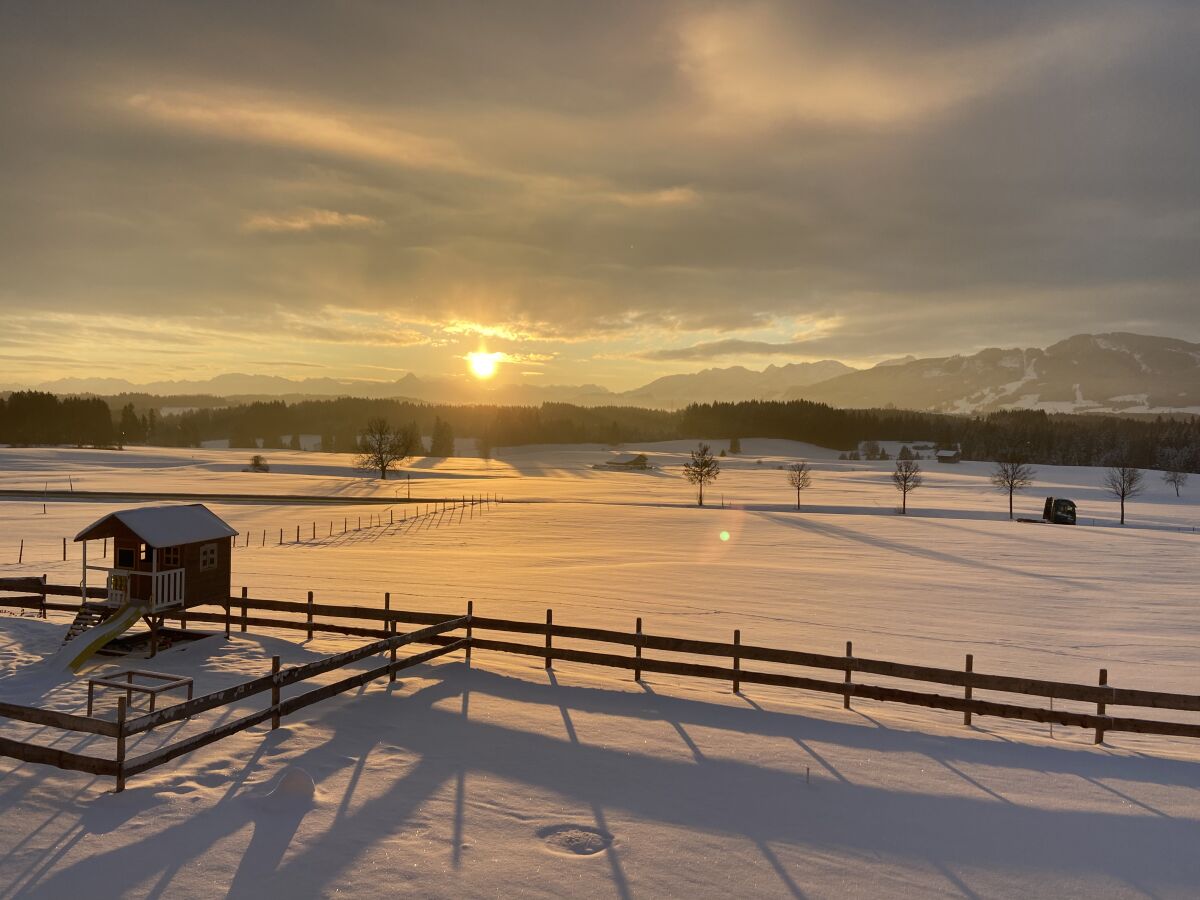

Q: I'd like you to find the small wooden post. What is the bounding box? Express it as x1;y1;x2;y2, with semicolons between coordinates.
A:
278;528;283;545
312;522;316;540
545;608;553;670
386;593;397;682
358;516;362;531
466;600;473;666
240;586;248;633
843;641;853;709
732;629;741;693
18;539;22;564
261;529;265;547
390;509;394;526
1095;668;1108;745
271;656;281;730
295;525;300;543
963;654;974;726
634;617;643;682
103;537;107;558
115;697;127;793
62;537;66;561
307;590;314;640
225;595;231;638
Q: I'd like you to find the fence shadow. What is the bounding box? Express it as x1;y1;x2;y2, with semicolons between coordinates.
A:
11;661;1200;899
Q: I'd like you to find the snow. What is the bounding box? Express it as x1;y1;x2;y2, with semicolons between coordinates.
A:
74;503;238;546
1;442;1200;897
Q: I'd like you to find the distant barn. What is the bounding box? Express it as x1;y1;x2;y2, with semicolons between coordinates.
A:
936;449;962;464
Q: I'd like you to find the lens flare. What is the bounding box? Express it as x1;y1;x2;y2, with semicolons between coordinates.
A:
719;530;730;542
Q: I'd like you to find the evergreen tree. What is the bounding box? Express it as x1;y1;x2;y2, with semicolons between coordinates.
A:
429;417;455;456
683;442;720;506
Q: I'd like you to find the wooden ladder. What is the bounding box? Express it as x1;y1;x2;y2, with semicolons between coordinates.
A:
61;603;113;645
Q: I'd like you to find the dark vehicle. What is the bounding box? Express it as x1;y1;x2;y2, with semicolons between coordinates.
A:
1042;497;1077;525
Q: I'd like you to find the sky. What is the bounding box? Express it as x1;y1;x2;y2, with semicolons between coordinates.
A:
1;1;1198;392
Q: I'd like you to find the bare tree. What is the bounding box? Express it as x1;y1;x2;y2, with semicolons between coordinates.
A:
786;461;813;509
891;459;922;514
990;455;1037;520
1103;464;1144;525
355;418;412;480
683;442;720;506
1158;448;1190;498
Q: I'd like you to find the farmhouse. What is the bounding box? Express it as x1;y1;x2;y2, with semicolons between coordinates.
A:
936;448;962;464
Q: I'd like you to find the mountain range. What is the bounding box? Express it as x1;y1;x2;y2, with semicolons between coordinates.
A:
14;333;1200;415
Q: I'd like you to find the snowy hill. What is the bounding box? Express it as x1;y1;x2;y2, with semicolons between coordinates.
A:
794;333;1200;414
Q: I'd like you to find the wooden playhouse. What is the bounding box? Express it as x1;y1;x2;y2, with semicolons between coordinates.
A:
68;504;237;657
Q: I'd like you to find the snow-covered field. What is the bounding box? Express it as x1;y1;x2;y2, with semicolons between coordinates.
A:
1;441;1199;898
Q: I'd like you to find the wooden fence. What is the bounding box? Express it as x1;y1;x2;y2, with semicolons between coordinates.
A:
2;580;1200;792
5;494;503;564
0;615;467;791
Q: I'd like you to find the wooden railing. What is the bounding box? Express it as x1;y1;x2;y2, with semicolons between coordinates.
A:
0;613;467;791
2;581;1200;792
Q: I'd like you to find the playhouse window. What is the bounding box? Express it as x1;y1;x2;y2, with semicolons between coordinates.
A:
200;543;218;570
161;546;181;568
116;547;135;568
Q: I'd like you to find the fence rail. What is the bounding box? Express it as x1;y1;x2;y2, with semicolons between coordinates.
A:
2;581;1200;792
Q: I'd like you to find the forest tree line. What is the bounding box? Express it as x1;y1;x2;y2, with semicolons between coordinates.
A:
1;390;1199;473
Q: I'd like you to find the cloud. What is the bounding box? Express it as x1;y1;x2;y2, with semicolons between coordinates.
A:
125;91;475;174
1;2;1198;388
639;338;823;362
242;209;382;234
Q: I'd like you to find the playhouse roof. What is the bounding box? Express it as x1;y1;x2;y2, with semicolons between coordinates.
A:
74;504;237;546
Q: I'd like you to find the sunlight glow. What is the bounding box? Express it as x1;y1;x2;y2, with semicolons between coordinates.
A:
467;351;502;380
719;530;730;542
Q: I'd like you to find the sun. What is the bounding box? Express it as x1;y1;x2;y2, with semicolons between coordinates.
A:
467;351;501;380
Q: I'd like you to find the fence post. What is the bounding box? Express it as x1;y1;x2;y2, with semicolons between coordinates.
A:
225;594;231;638
295;525;300;544
62;537;66;561
466;600;473;666
240;586;248;633
964;654;973;726
386;593;396;682
307;590;314;640
545;608;553;670
39;574;46;619
843;641;853;709
271;656;281;730
18;539;22;564
1096;668;1108;745
634;617;642;682
115;697;127;793
732;629;741;693
278;529;283;546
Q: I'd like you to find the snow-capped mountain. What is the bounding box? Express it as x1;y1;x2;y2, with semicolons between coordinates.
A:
794;333;1200;414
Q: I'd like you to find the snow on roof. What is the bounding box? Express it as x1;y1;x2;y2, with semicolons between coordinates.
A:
935;449;961;457
74;504;237;546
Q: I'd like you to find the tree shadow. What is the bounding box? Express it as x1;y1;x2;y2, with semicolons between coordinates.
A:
12;663;1200;898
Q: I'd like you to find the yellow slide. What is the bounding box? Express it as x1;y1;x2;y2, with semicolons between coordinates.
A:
63;602;144;673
